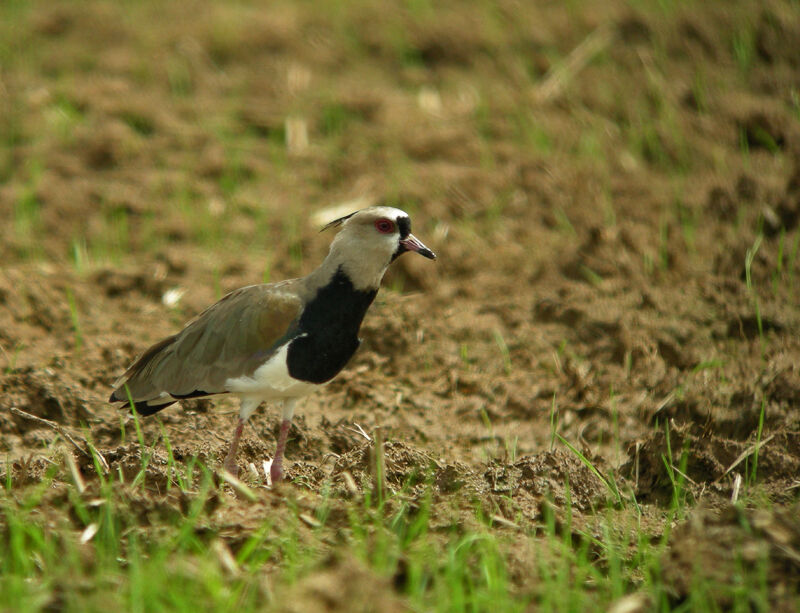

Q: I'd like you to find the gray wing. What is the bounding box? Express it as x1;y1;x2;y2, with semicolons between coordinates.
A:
110;281;304;410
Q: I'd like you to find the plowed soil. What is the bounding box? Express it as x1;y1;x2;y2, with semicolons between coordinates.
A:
2;0;800;609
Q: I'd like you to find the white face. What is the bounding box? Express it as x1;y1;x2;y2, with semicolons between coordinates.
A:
347;206;410;239
330;206;411;290
365;206;408;223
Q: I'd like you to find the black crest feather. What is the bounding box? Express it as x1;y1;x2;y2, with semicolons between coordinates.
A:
321;211;357;232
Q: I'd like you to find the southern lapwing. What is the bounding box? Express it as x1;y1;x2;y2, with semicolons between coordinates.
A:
109;206;436;482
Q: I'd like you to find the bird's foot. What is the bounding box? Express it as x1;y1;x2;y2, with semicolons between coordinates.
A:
223;456;239;478
223;418;245;478
269;460;283;484
269;417;291;485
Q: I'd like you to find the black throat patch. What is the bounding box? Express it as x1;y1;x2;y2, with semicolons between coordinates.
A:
286;267;378;384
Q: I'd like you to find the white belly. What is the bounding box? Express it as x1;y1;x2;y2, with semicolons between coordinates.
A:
224;342;320;399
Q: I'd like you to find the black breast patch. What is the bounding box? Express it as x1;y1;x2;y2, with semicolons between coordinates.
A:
287;267;378;384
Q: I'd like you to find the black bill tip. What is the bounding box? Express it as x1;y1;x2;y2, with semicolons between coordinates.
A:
418;246;436;260
399;234;436;260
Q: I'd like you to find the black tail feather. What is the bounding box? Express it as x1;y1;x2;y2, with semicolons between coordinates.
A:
131;399;176;416
169;390;215;400
109;388;220;416
109;389;176;416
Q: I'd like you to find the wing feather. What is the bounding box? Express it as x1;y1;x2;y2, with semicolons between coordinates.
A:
110;281;304;405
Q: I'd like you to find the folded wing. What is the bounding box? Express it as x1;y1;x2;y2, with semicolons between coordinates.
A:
110;281;304;414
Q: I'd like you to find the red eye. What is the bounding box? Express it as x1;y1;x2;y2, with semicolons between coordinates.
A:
375;218;395;234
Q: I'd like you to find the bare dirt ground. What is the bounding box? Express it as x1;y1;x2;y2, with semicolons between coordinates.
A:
2;0;800;609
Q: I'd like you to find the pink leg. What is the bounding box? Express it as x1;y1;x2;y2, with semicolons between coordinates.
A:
270;418;292;483
223;419;245;476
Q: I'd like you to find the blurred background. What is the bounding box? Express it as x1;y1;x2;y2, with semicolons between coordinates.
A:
1;0;800;610
1;1;798;288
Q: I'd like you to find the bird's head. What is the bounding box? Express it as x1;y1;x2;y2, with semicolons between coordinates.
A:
323;206;436;289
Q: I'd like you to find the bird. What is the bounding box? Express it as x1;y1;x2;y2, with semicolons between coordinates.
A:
109;206;436;483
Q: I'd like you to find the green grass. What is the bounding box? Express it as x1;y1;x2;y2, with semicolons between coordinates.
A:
750;399;767;487
5;397;781;612
1;0;798;611
65;287;84;351
731;26;756;76
513;110;553;154
745;233;765;359
13;160;44;259
6;441;777;613
492;329;512;375
0;341;24;374
556;433;623;506
661;421;691;516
